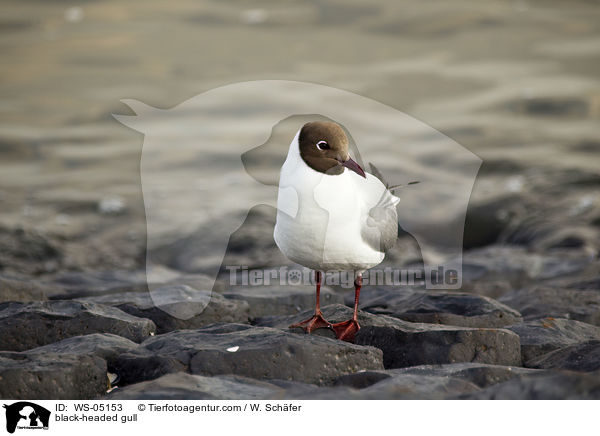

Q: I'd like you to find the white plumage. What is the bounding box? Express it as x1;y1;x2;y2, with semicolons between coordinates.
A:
274;129;399;274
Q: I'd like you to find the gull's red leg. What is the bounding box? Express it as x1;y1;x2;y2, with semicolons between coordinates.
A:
289;271;332;333
332;274;362;342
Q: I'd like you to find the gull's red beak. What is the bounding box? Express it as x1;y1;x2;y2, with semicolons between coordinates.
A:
341;157;366;178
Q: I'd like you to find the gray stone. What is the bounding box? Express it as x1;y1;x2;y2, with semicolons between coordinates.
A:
462;194;520;249
0;274;47;302
0;301;156;351
0;226;62;276
459;370;600;399
357;323;521;369
526;340;600;372
452;247;594;300
151;206;289;275
223;285;342;319
509;96;588;117
359;374;480;399
460;246;593;284
506;318;600;363
26;334;139;366
389;363;540;388
266;379;332;398
335;363;539;390
107;372;283;400
258;305;522;368
112;352;186;385
499;286;600;326
42;270;151;299
43;269;219;300
554;263;600;291
358;288;522;327
137;323;383;385
80;286;250;333
0;352;107;399
276;385;359;399
334;371;392;389
291;374;480;399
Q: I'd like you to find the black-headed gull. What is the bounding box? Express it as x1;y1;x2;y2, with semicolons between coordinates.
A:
274;121;400;341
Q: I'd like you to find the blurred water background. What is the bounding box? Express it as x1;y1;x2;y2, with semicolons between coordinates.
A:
1;0;599;291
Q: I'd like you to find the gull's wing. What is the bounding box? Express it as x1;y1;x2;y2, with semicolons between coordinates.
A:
360;172;400;253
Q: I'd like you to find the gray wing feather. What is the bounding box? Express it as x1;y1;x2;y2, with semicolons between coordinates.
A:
361;188;399;253
369;163;386;185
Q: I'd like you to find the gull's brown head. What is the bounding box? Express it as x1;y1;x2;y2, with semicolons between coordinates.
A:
298;121;366;178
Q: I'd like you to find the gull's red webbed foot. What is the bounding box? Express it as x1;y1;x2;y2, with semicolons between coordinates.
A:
332;319;360;342
289;270;332;333
333;274;363;342
289;311;332;333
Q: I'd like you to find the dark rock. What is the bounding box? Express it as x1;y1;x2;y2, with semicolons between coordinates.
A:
508;96;588;117
527;340;600;372
265;379;327;398
335;363;539;390
460;246;592;285
0;226;62;275
358;288;522;328
292;374;479;399
152;206;290;275
0;352;107;399
463;195;520;249
549;262;600;291
459;370;600;399
26;334;139;366
506;318;600;363
112;352;186;385
257;305;522;368
43;269;219;300
107;372;284;400
499;286;600;326
223;285;342;319
221;206;290;273
137;323;383;385
333;371;392;389
359;374;480;399
357;322;521;369
276;385;359;399
389;363;539;388
485;183;598;252
42;270;151;299
457;246;594;301
573;139;600;153
477;159;524;176
531;227;598;253
545;231;588;249
81;286;250;333
0;301;156;351
0;274;47;302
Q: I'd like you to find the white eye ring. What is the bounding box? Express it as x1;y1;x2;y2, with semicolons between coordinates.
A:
316;140;329;150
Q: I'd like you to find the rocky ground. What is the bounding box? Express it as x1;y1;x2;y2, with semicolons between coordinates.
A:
1;240;599;399
1;0;600;400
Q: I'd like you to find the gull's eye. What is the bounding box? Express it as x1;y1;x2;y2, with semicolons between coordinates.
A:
316;140;330;151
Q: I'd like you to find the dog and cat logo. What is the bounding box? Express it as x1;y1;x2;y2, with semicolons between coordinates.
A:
3;402;50;433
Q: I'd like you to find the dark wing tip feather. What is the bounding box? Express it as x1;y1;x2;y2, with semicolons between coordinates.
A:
370;162;420;192
368;162;387;186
